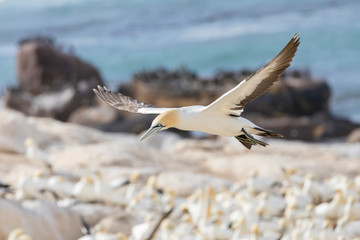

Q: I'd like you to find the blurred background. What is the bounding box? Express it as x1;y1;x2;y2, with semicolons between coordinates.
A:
0;0;359;122
1;1;360;240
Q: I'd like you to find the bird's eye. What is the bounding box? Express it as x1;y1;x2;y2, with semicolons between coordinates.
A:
157;123;163;127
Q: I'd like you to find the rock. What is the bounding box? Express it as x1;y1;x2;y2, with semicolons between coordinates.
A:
244;76;331;117
0;109;54;153
6;86;82;121
5;36;104;121
17;36;103;95
93;212;137;235
119;67;330;117
348;128;360;143
0;199;83;240
49;133;194;174
68;105;118;129
0;108;122;154
249;113;359;141
118;67;229;107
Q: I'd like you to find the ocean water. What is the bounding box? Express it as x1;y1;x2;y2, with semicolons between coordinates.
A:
0;0;359;122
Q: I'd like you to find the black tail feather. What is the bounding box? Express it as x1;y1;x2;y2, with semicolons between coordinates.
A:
254;127;283;138
235;128;269;149
235;135;253;149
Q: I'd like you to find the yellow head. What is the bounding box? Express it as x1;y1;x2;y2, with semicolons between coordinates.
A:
34;170;46;178
251;224;260;236
8;228;25;239
140;110;179;141
81;176;94;185
147;176;157;188
57;176;65;183
153;109;179;128
130;171;140;183
115;232;128;240
7;228;32;240
24;137;36;148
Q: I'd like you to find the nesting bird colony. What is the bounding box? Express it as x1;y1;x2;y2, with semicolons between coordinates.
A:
3;138;360;240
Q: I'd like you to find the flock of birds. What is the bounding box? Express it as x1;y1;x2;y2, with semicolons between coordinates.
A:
2;138;360;240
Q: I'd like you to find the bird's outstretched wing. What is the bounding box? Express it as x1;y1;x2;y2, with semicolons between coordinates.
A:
93;86;172;114
204;34;300;117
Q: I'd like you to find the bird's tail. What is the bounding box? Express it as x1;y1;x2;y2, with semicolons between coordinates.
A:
235;134;268;149
254;127;283;138
235;127;281;149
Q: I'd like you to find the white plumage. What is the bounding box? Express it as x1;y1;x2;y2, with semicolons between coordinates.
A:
7;228;33;240
47;176;74;199
72;175;98;202
94;35;300;149
24;138;52;172
16;171;49;200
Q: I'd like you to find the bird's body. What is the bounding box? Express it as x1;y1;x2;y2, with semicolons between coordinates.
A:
94;34;300;149
72;176;97;202
24;138;52;172
7;228;33;240
165;106;256;137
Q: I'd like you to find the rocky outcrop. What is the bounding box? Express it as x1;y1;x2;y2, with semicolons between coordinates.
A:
244;70;331;117
0;109;119;153
119;67;241;108
5;36;104;121
119;68;330;117
16;36;103;95
249;113;359;141
348;128;360;143
0;199;83;240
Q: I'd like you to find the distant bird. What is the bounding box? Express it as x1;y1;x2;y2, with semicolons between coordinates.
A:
47;175;74;199
94;34;300;149
24;138;52;172
7;228;32;240
72;175;98;202
247;171;281;194
16;170;49;200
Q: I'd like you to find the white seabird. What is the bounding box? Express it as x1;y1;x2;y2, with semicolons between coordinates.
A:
24;138;52;172
7;228;33;240
94;34;300;149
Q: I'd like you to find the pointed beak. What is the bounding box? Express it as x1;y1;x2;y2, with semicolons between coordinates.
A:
140;126;162;141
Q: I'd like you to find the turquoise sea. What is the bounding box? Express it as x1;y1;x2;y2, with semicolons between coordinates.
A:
0;0;359;122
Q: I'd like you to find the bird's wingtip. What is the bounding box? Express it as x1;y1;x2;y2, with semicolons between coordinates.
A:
95;85;112;93
293;33;301;43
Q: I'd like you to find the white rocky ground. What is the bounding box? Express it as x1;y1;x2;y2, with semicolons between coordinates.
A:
1;108;360;240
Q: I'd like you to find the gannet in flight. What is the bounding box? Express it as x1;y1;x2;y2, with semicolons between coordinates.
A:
94;34;300;149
